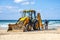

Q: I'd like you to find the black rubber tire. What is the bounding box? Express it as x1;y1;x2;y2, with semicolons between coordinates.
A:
26;24;32;31
33;20;40;30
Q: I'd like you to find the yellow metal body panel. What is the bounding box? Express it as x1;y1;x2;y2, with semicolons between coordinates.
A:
16;16;28;24
20;16;27;21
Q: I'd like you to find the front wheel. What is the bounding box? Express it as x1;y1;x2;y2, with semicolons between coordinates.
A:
23;26;27;32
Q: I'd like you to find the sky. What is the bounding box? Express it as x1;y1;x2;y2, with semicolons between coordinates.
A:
0;0;60;20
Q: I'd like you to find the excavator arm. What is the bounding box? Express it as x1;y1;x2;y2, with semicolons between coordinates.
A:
37;13;44;30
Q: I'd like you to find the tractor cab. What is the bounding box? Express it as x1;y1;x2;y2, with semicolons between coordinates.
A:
23;10;36;21
17;10;36;24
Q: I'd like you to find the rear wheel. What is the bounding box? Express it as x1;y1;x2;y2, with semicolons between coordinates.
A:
33;20;40;30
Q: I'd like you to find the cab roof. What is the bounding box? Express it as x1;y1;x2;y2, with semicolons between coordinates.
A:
23;10;36;13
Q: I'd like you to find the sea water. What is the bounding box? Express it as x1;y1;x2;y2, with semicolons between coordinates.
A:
0;20;60;29
0;20;17;27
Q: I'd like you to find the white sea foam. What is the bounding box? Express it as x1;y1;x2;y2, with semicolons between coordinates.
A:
0;24;8;27
0;23;15;27
48;24;60;29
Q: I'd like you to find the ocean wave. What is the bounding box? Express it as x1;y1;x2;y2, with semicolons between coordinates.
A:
0;23;15;27
49;24;60;26
0;24;8;27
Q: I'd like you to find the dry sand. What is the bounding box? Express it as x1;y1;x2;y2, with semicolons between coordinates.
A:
0;28;60;40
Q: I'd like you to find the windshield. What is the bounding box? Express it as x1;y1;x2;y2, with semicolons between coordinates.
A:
23;13;30;17
23;12;36;20
26;13;29;17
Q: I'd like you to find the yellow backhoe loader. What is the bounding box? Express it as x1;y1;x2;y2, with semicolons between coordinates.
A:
7;10;43;32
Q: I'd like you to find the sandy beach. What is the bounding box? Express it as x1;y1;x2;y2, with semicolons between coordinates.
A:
0;27;60;40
